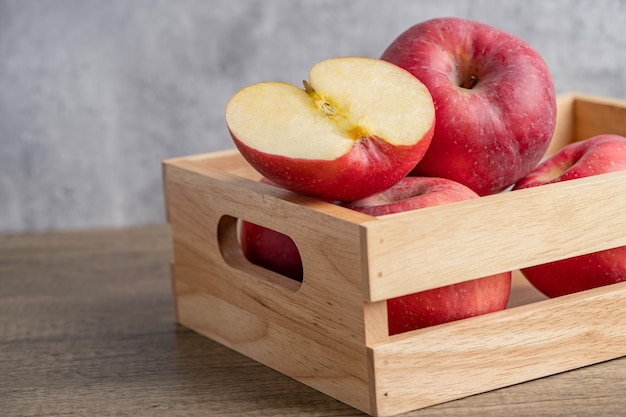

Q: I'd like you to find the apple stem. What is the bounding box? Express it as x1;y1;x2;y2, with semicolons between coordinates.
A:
461;75;478;89
302;80;315;95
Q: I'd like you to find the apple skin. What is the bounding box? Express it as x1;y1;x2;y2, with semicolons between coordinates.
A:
231;134;432;202
342;175;482;214
513;134;626;298
381;17;557;196
240;220;304;282
226;56;436;202
241;176;511;334
513;134;626;188
384;274;512;335
240;177;304;282
343;176;512;334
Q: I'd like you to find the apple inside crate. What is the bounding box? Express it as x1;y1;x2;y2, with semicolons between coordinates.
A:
163;93;626;417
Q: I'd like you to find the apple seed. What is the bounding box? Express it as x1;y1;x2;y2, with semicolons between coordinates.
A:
302;80;369;141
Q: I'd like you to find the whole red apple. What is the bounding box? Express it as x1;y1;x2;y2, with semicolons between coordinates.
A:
343;177;512;335
241;176;511;334
381;17;556;196
226;56;435;201
513;134;626;297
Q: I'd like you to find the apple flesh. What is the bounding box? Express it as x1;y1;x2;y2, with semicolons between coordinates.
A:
381;17;556;196
513;134;626;297
343;176;512;334
225;57;435;201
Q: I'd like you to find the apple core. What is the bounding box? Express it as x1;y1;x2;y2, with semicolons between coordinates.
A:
302;80;370;141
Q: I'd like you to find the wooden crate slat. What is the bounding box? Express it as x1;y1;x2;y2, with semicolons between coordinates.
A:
163;93;626;416
368;281;626;416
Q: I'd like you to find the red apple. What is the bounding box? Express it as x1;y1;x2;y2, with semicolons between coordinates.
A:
514;134;626;188
343;176;512;334
240;177;304;282
240;220;303;282
381;17;556;196
241;176;511;334
225;56;435;201
513;134;626;297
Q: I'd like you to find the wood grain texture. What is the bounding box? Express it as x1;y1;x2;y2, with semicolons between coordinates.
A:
2;225;626;417
163;159;378;412
162;93;626;416
364;169;626;301
573;93;626;140
359;94;626;300
369;281;626;416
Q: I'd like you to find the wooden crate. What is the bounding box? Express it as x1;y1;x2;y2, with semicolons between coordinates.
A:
163;93;626;417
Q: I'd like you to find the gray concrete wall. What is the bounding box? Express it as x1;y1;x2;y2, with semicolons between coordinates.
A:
2;0;625;232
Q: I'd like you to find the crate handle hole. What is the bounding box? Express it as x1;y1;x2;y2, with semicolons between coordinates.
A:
217;215;303;292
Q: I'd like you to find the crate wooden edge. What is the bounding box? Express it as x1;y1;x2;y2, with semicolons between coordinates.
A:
163;158;379;413
163;154;626;416
366;280;626;416
163;142;626;303
163;92;626;417
550;92;626;153
363;169;626;301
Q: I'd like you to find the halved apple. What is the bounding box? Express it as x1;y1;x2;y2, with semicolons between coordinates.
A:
225;57;435;201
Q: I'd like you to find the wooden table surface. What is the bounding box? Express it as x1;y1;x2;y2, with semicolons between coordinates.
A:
2;224;625;417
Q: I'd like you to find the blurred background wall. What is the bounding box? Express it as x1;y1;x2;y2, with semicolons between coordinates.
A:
1;0;625;233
